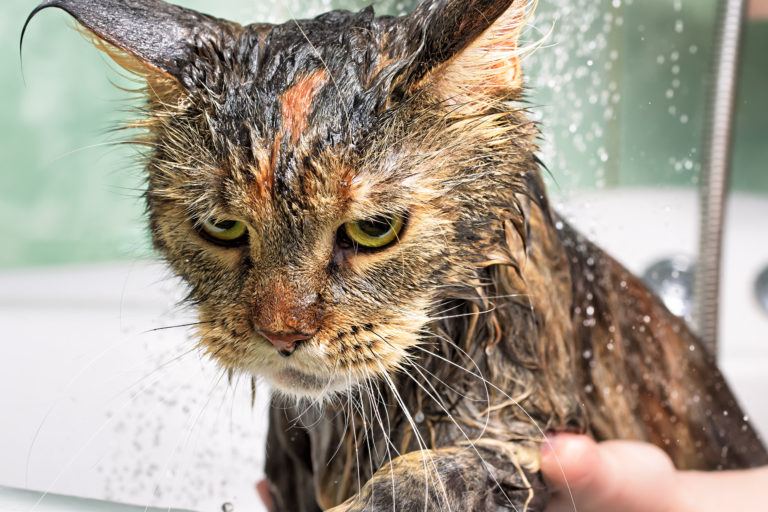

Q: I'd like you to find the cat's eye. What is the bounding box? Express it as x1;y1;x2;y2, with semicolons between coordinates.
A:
342;215;405;250
197;218;249;247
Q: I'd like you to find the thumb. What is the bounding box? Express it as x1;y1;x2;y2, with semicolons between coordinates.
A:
540;434;677;512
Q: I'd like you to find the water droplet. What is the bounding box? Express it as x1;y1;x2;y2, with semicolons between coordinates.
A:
414;411;425;424
222;503;235;512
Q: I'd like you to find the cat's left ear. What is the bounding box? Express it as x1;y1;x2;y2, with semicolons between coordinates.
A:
21;0;239;94
400;0;530;101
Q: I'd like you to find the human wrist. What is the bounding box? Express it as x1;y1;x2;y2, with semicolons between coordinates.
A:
673;467;768;512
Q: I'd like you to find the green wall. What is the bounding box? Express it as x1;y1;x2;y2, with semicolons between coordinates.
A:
3;0;766;268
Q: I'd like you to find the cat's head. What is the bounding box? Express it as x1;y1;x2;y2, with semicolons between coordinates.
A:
25;0;539;398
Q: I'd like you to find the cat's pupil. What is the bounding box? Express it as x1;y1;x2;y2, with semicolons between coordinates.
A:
214;220;237;231
359;218;392;237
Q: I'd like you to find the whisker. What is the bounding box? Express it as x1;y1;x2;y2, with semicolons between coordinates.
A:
147;369;226;512
143;320;213;333
29;360;190;512
376;361;451;512
401;360;518;511
410;343;578;511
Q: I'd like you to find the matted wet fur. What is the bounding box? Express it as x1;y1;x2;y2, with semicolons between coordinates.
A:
23;0;768;510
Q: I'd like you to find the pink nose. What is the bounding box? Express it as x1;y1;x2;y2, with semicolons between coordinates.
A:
258;329;315;356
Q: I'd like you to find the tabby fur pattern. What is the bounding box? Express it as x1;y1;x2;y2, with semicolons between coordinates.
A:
23;0;768;510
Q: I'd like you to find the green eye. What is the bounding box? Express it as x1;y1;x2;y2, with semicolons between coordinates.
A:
199;218;248;246
343;215;404;249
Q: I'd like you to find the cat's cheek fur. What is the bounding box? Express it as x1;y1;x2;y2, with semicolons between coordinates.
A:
195;289;434;399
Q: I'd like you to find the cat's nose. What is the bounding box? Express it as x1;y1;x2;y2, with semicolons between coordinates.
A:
258;329;315;357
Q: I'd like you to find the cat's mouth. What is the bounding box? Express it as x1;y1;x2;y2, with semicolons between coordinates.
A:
204;322;408;399
267;365;350;397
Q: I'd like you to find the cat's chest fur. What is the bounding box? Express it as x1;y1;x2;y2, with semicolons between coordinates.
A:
265;208;768;510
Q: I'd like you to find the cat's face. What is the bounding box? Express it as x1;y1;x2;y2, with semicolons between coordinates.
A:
27;0;536;398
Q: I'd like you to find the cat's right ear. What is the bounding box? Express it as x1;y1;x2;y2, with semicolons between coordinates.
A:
21;0;239;94
394;0;530;103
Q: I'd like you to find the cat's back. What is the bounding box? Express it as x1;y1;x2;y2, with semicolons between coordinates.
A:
558;220;768;470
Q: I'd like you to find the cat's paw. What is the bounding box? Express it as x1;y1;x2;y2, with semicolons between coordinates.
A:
326;444;548;511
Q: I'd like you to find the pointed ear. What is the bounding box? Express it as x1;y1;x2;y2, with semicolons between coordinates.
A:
21;0;239;92
402;0;530;101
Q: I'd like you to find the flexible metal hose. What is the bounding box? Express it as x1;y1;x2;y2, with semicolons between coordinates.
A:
695;0;748;355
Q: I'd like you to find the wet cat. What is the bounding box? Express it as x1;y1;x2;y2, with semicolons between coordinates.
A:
23;0;768;510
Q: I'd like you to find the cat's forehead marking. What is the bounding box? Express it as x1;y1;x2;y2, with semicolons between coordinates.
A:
280;69;329;144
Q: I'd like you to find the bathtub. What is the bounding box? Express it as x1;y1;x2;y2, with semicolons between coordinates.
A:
1;188;766;512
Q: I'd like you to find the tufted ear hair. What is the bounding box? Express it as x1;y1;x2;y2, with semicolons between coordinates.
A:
21;0;239;91
400;0;531;102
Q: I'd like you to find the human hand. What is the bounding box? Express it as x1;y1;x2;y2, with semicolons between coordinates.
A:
541;433;677;512
540;433;768;512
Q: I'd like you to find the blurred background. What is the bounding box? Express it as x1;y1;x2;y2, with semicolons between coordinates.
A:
1;0;766;511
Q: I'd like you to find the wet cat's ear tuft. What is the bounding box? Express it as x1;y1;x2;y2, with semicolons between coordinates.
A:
21;0;239;93
402;0;532;102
